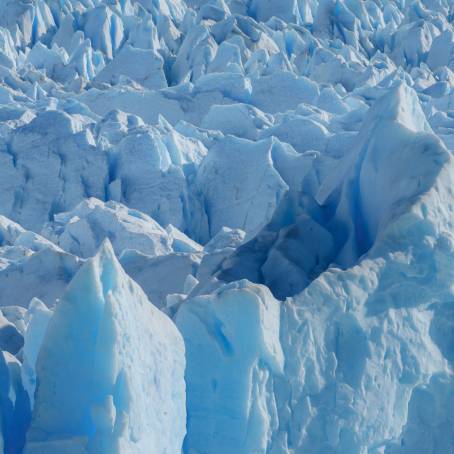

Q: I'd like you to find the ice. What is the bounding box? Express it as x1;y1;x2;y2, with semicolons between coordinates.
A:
42;198;172;259
195;136;288;240
316;82;448;268
21;298;52;407
203;227;246;253
0;351;30;454
1;306;27;337
0;0;54;49
0;215;81;308
250;0;302;24
427;30;454;70
386;373;454;453
165;224;203;253
110;119;207;232
25;42;67;80
259;114;329;153
120;249;201;308
0;110;108;232
82;6;124;60
176;280;283;454
196;227;245;285
25;241;186;453
201;103;272;140
171;23;217;84
0;0;453;452
95;45;167;90
260;214;335;299
251;71;319;114
0;311;23;355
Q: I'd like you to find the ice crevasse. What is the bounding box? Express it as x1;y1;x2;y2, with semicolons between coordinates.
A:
0;0;453;453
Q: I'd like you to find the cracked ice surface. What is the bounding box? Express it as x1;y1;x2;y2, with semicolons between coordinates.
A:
0;0;453;453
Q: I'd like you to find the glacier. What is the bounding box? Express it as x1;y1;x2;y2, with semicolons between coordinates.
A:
25;240;186;453
0;0;452;453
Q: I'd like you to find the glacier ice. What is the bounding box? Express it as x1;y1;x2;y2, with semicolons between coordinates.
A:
120;248;201;309
0;0;452;453
94;45;167;90
0;110;108;232
25;241;186;453
0;215;81;308
0;311;23;356
176;280;283;454
0;351;30;454
195;136;288;241
41;198;173;259
20;298;52;407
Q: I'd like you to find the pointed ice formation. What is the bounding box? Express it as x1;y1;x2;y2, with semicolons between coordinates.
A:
265;83;454;453
0;0;452;453
317;82;451;267
21;298;53;408
25;240;186;454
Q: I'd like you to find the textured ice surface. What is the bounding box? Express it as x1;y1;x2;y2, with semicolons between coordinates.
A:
176;280;283;454
0;0;453;453
20;298;52;407
0;351;30;454
0;215;82;308
25;241;186;453
195;136;288;240
42;198;172;259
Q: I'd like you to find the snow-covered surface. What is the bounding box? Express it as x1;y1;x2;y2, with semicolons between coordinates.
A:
0;0;452;452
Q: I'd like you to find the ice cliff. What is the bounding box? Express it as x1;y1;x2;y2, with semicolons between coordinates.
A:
25;240;186;453
0;0;453;453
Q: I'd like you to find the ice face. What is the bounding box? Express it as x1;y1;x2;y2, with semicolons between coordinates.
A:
195;136;288;241
0;0;452;453
176;280;283;454
0;215;82;308
20;298;52;407
25;241;186;454
0;351;30;454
